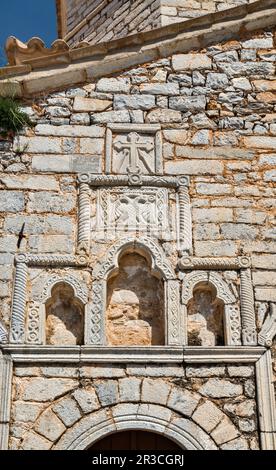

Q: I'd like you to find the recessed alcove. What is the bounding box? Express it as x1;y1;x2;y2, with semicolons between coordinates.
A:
45;282;84;345
187;282;224;346
106;252;165;346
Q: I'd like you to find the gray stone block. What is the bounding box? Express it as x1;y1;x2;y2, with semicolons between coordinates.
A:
199;379;243;398
34;409;66;441
20;378;78;402
53;397;82;427
32;155;101;173
0;191;24;213
114;94;155;110
94;380;119;406
72;388;100;414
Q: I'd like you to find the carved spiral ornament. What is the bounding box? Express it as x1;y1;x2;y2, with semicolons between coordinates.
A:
10;261;28;343
240;268;257;345
78;183;91;250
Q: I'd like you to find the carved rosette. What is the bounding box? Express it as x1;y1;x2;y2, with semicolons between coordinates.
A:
225;305;241;346
10;256;28;343
240;268;257;345
26;302;42;344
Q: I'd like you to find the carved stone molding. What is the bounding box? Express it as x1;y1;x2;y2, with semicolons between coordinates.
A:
78;173;189;189
240;268;257;346
77;182;91;254
225;305;242;346
93;236;175;281
35;273;89;305
255;350;276;450
0;322;8;343
167;280;183;345
178;186;192;256
26;302;44;345
15;253;89;267
105;124;162;175
5;36;70;66
178;256;251;270
182;271;237;305
258;303;276;347
85;282;106;345
0;352;13;450
10;259;28;343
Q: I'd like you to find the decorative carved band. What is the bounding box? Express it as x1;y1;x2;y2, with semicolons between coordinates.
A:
10;261;28;343
78;173;189;188
15;253;89;267
178;186;192;255
240;268;257;345
167;280;182;345
77;182;91;254
258;303;276;347
26;302;42;345
85;281;105;345
178;256;251;270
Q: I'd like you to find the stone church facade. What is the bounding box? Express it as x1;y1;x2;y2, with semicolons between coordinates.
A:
0;0;275;450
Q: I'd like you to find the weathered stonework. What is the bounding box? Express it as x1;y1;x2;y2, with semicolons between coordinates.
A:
0;0;276;451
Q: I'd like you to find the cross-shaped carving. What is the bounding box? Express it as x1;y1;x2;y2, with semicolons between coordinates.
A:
114;132;154;174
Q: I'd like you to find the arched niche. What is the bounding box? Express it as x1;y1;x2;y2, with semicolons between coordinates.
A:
26;274;88;345
86;236;183;346
45;282;84;346
182;271;241;346
187;282;224;346
106;251;165;346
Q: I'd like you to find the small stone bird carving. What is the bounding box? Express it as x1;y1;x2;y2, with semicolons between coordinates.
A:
17;223;26;249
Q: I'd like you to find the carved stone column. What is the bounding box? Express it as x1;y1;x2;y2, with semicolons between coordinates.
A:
10;254;28;343
77;181;91;254
240;268;257;345
178;181;192;255
0;352;13;450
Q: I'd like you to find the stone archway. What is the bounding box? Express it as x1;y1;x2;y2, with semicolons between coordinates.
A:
53;403;218;450
88;429;182;450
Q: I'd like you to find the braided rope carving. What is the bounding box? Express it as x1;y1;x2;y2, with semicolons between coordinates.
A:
178;186;192;255
77;182;91;253
10;261;28;343
240;268;257;345
179;256;251;270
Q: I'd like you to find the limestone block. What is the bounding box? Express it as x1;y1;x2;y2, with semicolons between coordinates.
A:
221;223;258;240
29;235;74;254
228;366;254;378
176;146;255;160
12;401;45;423
211;416;240;445
196;183;232;195
146;108;181;123
264;170;276;182
252;255;276;270
96;78;131;93
241;38;273;49
46;107;71;118
253;271;276;286
140;83;179;95
14;136;61;154
191;129;211;145
80;366;125;378
119;378;141;402
53;397;82;426
224;400;255;418
5;215;73;235
126;366;184;377
32;155;101;173
27;192;75;213
35;125;104;138
252;80;276;92
169;95;206;112
165;160;223;175
14;367;40;377
1;175;59;191
114;95;155;110
199;379;243;398
79;138;104;154
70;113;90;125
41;367;79;378
194;224;220;241
34;409;66;441
235;209;266;225
94;380;119;406
186;366;225;378
192;401;223;433
206;73;229;89
238;418;256;432
243;136;276;149
73;97;112;112
259;154;276;166
66;88;86;97
195;240;237;257
217;62;274;77
91;110;130;123
255;288;276;302
141;378;171;405
193;208;233;223
21;431;52;450
191;113;217;129
167;388;199;417
172;53;211;71
232;77;252;91
0;191;24;213
221;437;249;450
72;388;100;414
163;129;188;144
213;51;239;62
19;378;78;402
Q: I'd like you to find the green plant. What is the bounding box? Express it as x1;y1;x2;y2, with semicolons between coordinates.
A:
0;96;33;137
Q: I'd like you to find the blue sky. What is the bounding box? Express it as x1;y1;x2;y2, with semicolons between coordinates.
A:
0;0;57;66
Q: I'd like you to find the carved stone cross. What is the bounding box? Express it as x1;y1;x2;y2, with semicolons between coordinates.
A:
114;132;154;174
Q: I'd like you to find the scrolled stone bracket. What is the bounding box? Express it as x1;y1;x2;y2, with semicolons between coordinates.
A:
258;303;276;347
178;256;251;270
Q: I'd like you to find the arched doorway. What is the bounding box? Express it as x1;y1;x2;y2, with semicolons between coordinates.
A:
88;430;182;451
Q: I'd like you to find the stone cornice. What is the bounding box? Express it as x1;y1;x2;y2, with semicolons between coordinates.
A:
1;345;265;363
0;0;275;96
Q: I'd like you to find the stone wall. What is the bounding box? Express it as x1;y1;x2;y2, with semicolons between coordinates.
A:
61;0;257;46
9;363;258;450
